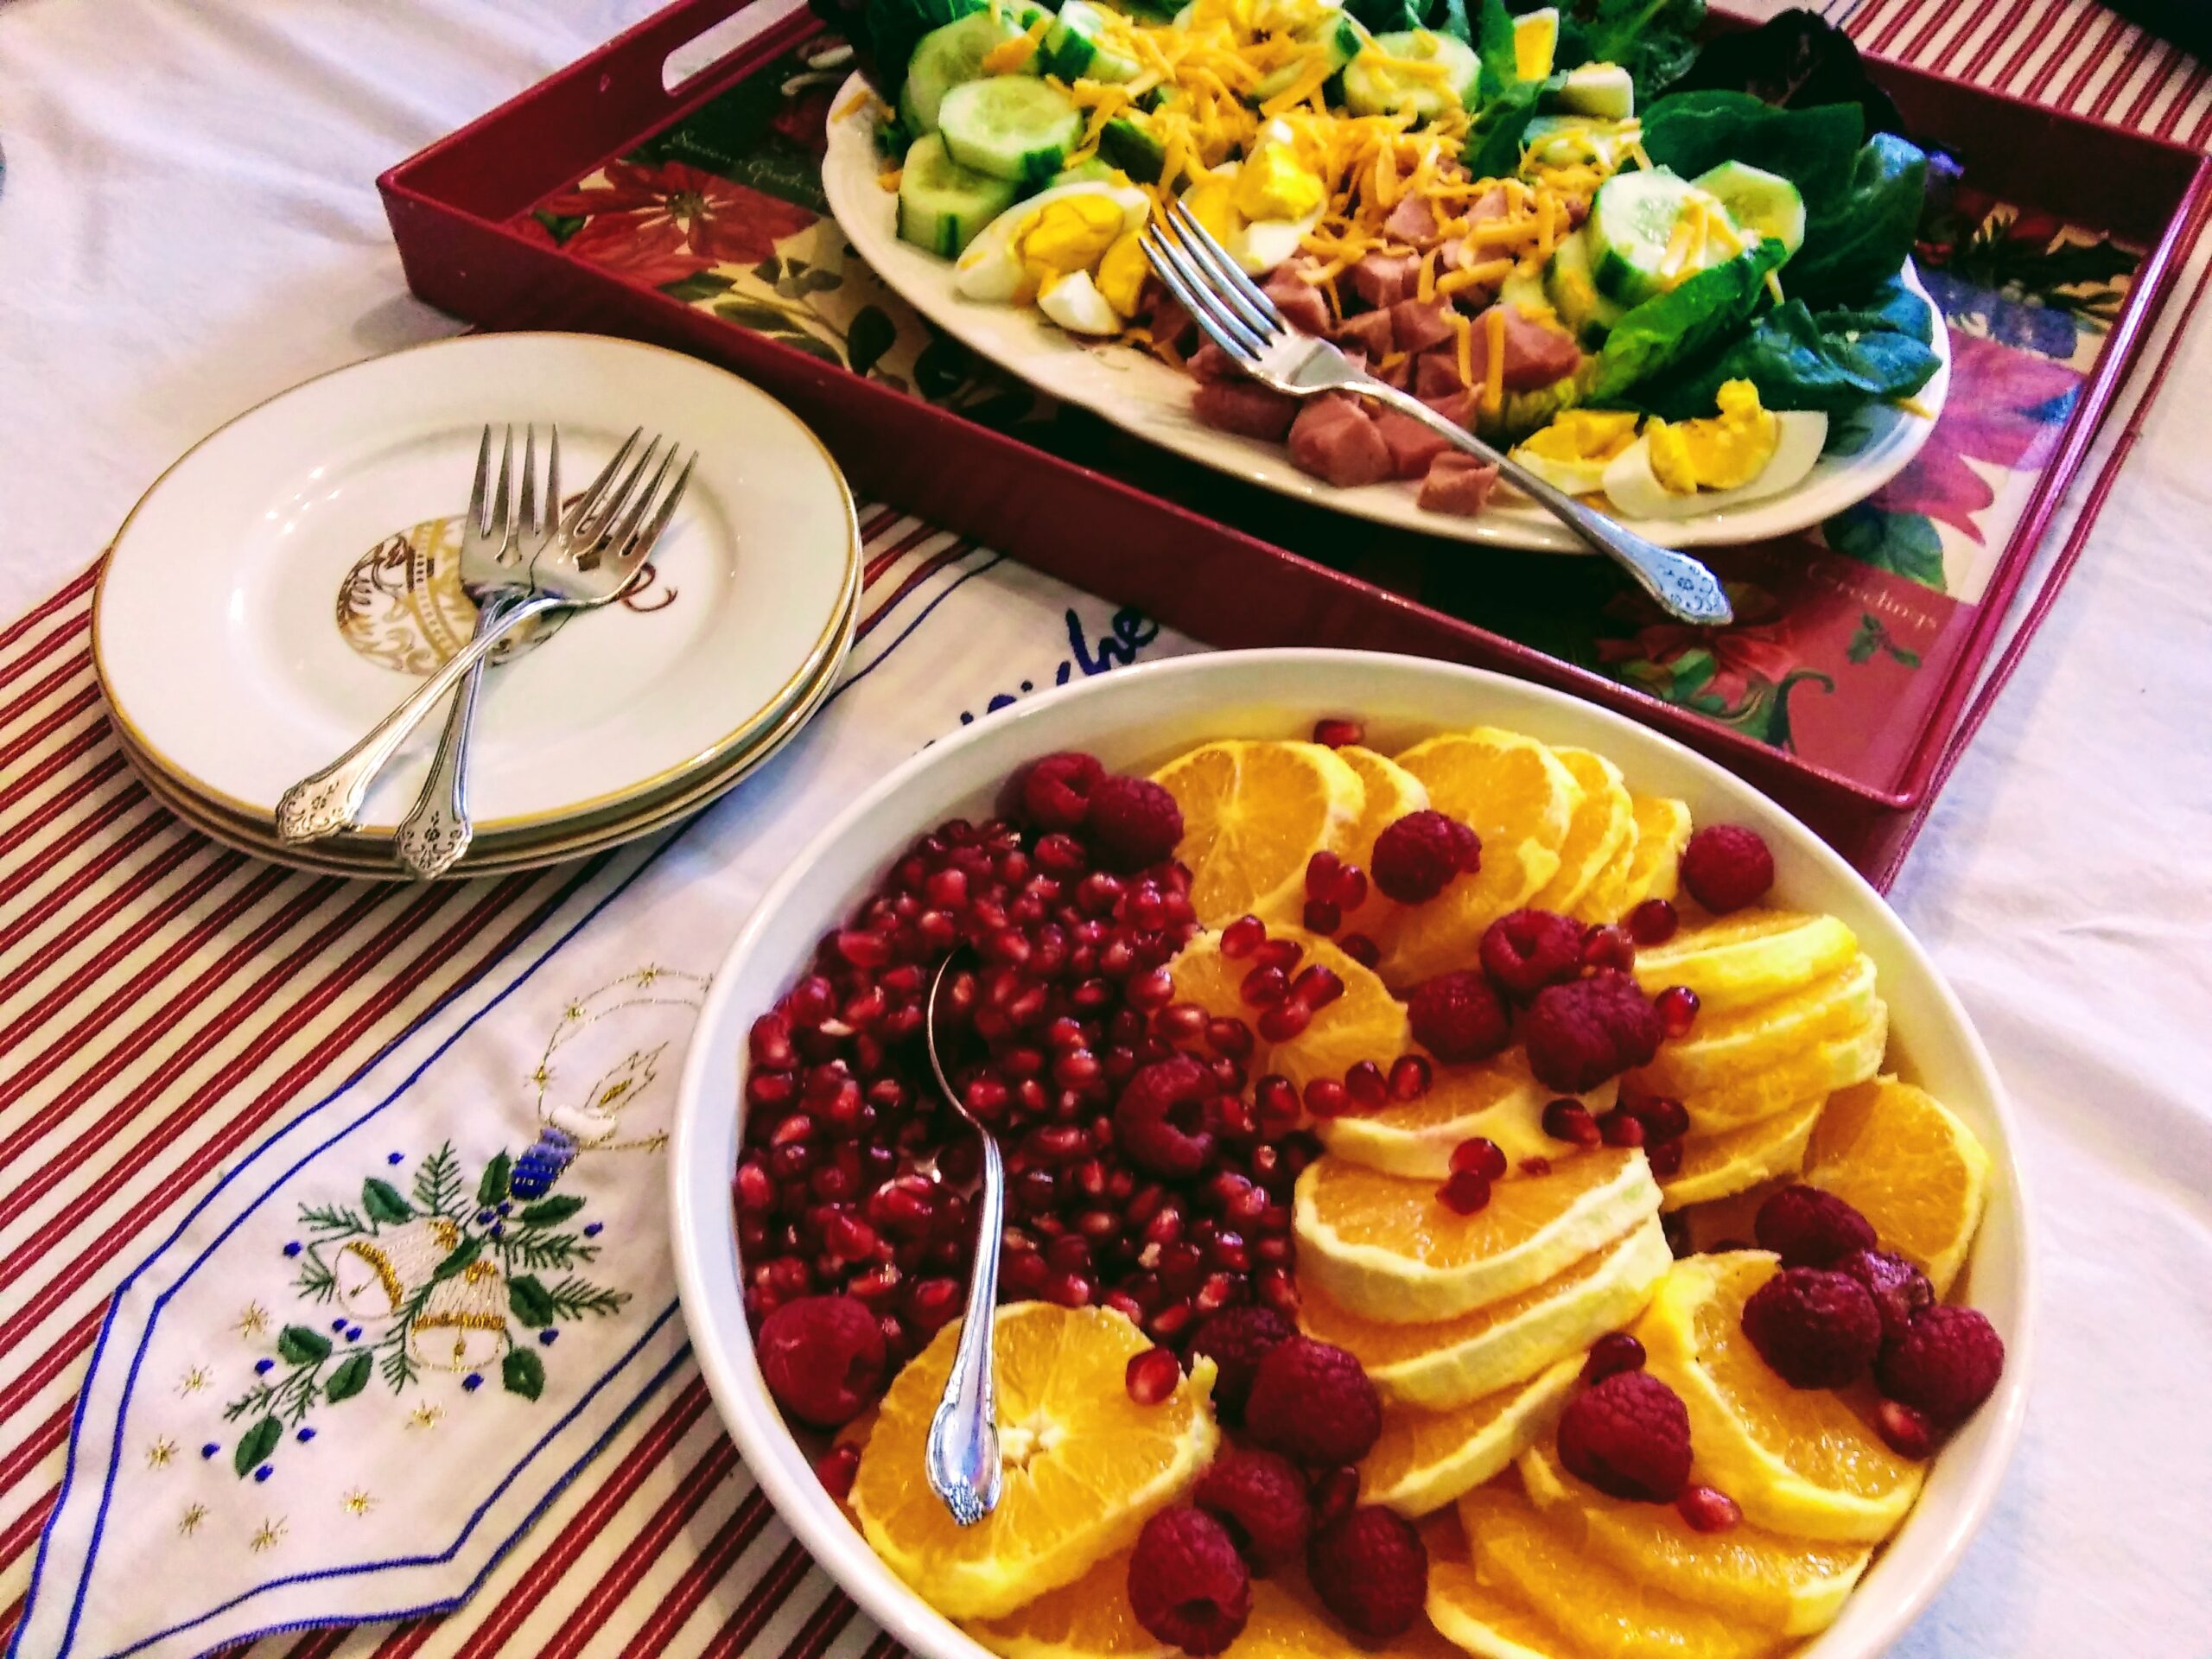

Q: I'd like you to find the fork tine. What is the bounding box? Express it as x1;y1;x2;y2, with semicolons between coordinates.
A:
1156;215;1278;344
1142;226;1265;365
561;426;644;536
468;425;494;537
618;452;696;578
543;427;562;538
601;442;678;559
490;426;515;544
1167;202;1291;334
517;426;537;544
585;436;665;546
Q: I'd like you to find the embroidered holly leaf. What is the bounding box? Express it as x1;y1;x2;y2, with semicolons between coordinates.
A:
324;1351;373;1402
431;1236;484;1282
518;1195;587;1226
1890;645;1922;667
479;1153;513;1207
503;1348;547;1402
276;1325;333;1365
361;1179;412;1225
233;1415;282;1478
508;1274;558;1328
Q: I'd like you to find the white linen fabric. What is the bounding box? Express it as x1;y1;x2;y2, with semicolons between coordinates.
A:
0;1;2209;1656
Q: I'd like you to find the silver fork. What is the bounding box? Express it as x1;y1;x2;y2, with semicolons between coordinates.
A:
1142;203;1734;626
392;425;561;879
275;430;696;844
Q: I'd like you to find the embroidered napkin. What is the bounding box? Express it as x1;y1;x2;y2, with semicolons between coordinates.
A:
13;540;1198;1659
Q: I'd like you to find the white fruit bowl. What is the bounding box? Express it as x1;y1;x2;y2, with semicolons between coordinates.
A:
671;649;2031;1659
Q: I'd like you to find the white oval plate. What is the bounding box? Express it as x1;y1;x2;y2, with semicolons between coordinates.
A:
671;649;2031;1659
823;79;1950;554
95;333;857;835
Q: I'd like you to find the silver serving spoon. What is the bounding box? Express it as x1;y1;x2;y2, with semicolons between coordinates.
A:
921;949;1005;1527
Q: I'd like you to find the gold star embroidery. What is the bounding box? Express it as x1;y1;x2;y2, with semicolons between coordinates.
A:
234;1302;270;1340
530;1065;552;1089
563;1002;587;1023
341;1487;377;1517
636;965;661;986
177;1503;208;1538
178;1365;212;1397
251;1516;286;1553
146;1437;178;1470
407;1402;442;1431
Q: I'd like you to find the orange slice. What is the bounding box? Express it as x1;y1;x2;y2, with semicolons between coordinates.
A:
1294;1148;1660;1323
1316;1049;1614;1180
1230;1574;1467;1659
968;1548;1173;1659
1633;911;1859;1015
1637;956;1880;1093
1331;744;1430;941
852;1303;1220;1618
1664;1012;1887;1135
1519;1444;1871;1637
1378;730;1580;987
1458;1482;1782;1659
1426;1552;1569;1659
1529;748;1633;916
1805;1076;1991;1296
1167;927;1408;1091
1660;1097;1825;1212
1361;1356;1583;1516
1637;1255;1923;1541
1301;1215;1671;1408
1153;741;1366;928
1615;797;1693;912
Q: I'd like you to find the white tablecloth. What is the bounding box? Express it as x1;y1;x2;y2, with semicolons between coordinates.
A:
1;1;2208;1654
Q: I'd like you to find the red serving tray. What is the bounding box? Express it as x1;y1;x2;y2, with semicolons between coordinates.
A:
378;0;2209;883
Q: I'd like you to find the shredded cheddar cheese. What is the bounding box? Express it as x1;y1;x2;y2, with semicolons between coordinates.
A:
1482;304;1506;415
980;15;1051;74
1764;268;1787;307
1446;310;1472;390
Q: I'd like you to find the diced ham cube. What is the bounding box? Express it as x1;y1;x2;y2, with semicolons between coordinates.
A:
1262;268;1332;336
1414;348;1465;398
1192;378;1300;442
1189;340;1238;382
1372;408;1456;480
1489;306;1585;391
1148;291;1196;354
1423;389;1477;428
1419;452;1501;516
1349;252;1417;309
1288;395;1394;487
1383;194;1440;245
1465;185;1510;226
1391;298;1456;356
1334;309;1395;359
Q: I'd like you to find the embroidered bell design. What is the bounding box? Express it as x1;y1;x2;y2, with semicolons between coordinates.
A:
332;1217;466;1319
410;1256;512;1373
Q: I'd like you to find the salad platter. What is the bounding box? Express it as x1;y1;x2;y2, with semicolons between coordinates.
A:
823;0;1951;552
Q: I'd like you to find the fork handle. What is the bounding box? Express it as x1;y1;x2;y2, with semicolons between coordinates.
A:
391;591;532;878
274;589;569;844
1352;382;1734;627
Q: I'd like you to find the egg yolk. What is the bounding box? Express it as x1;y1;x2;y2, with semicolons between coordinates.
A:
1183;177;1243;247
1647;379;1781;493
1018;197;1128;295
1235;143;1325;222
1522;408;1640;464
1096;229;1151;318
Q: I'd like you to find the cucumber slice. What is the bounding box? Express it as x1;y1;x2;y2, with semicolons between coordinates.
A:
1586;167;1711;305
1044;0;1141;82
1544;228;1626;347
1520;113;1640;172
1555;60;1631;119
938;75;1086;182
1050;157;1122;186
1694;160;1806;259
1254;12;1369;102
901;7;1051;135
1099;111;1167;182
1342;29;1481;122
898;132;1022;257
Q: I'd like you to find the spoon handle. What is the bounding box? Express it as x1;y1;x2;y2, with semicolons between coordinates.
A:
925;1128;1004;1526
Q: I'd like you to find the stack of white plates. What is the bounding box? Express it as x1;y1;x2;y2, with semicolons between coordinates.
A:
94;334;859;877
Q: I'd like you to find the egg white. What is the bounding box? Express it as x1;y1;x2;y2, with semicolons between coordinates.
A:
953;181;1153;306
1235;209;1322;276
1507;447;1612;497
1599;410;1828;520
1038;270;1122;335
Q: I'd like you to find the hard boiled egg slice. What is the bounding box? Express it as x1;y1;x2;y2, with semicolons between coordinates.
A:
1599;410;1828;520
1509;448;1611;496
954;181;1151;305
1234;209;1321;276
1037;269;1123;335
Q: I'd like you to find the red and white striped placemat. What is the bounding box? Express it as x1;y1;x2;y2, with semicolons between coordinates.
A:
0;5;2203;1654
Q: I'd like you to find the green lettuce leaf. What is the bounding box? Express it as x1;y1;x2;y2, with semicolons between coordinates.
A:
1630;280;1941;418
1587;238;1787;400
1787;132;1929;303
859;0;987;99
1638;90;1863;207
1555;0;1707;103
1348;0;1474;41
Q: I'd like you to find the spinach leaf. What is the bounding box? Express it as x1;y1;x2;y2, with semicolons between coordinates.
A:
1459;0;1552;179
1588;238;1787;400
849;0;987;98
1556;0;1707;103
1630;286;1940;418
1814;272;1936;346
1639;91;1863;208
1348;0;1475;41
1666;8;1909;139
1788;132;1928;303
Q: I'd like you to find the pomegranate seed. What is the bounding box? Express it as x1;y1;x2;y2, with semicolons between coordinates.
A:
1047;1233;1093;1274
836;929;893;969
1304;1077;1351;1117
906;1276;963;1331
1256;1265;1301;1318
734;1162;776;1215
1518;1156;1552;1176
1644;1135;1679;1176
1627;898;1679;945
1450;1136;1507;1179
1876;1399;1936;1459
1252;938;1304;974
1047;1272;1096;1307
1053;1049;1103;1090
925;868;969;910
1193;1271;1238;1315
1439;1169;1492;1214
1543;1099;1602;1147
1306;850;1344;901
1290;965;1344;1011
1127;969;1174;1011
1155;1001;1208;1044
1255;1074;1301;1135
846;1262;901;1304
1240;965;1289;1007
1125;1345;1182;1405
1581;925;1636;972
1656;985;1700;1039
747;1070;798;1109
1599;1110;1647;1148
1624;1095;1689;1141
1310;1466;1360;1527
1302;899;1342;933
814;1441;861;1500
1332;865;1369;912
1338;932;1380;969
1388;1054;1433;1101
1676;1485;1743;1534
1150;1302;1196;1342
1205;1016;1255;1059
1581;1332;1646;1383
1312;716;1363;747
965;1076;1009;1120
1221;915;1267;958
749;1014;797;1070
1035;832;1088;875
1344;1060;1389;1109
1257;1001;1313;1042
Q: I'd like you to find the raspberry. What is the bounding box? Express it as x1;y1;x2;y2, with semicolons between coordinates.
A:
1370;811;1481;904
755;1295;887;1427
1755;1185;1878;1268
1834;1249;1935;1347
1185;1305;1294;1423
1557;1370;1692;1502
1086;774;1185;872
1245;1338;1382;1467
1306;1507;1427;1641
1114;1058;1218;1179
1521;970;1663;1095
1020;752;1105;832
1479;909;1585;1000
1680;824;1775;914
1405;971;1511;1064
1878;1305;2005;1427
1194;1448;1313;1570
1742;1267;1884;1389
1128;1509;1251;1656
